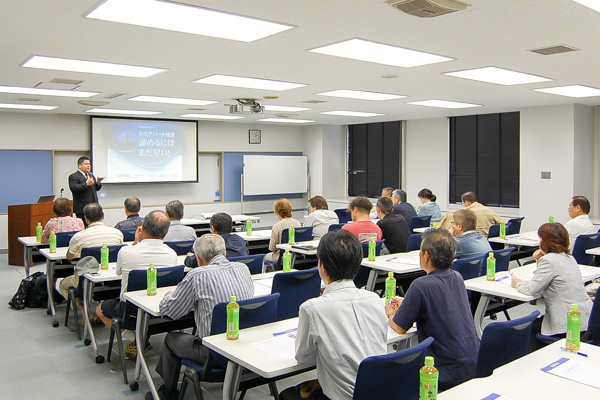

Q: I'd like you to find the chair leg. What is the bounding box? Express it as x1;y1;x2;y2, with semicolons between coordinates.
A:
71;295;82;340
107;322;116;362
64;291;72;327
115;322;128;384
503;309;511;321
180;369;204;400
178;372;189;400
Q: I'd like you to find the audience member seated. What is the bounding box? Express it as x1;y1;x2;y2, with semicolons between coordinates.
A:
303;195;339;239
41;197;84;243
565;195;596;252
439;191;503;237
114;197;143;230
264;198;301;265
65;203;123;260
392;189;417;225
280;230;387;400
376;197;410;253
386;229;478;391
163;200;197;242
416;188;442;224
452;209;492;259
146;234;254;400
96;210;177;357
342;197;382;242
381;187;393;198
512;223;593;340
184;212;249;267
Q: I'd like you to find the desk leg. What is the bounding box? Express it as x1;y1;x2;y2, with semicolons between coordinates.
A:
366;269;378;292
46;259;58;327
473;294;491;339
133;309;157;398
223;361;243;400
82;279;101;361
24;245;32;277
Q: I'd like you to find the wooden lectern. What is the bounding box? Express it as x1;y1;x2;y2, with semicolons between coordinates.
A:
8;202;55;266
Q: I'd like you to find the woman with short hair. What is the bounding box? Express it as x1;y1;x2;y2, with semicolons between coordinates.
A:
41;198;84;242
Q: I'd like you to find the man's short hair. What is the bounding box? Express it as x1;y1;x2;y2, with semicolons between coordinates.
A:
308;195;329;210
461;192;478;203
349;197;373;214
453;209;477;232
194;234;226;262
317;230;363;281
53;198;73;217
165;200;184;220
124;197;141;213
572;196;591;214
83;203;103;223
210;212;233;234
381;187;393;197
392;189;407;203
274;198;293;218
420;229;456;269
143;210;170;239
77;156;90;166
377;197;394;215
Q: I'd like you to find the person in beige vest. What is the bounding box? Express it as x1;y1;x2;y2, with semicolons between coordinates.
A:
438;192;503;237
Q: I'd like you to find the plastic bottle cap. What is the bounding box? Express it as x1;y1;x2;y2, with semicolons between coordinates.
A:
488;252;494;257
388;271;394;277
149;263;154;267
230;295;237;302
425;356;434;366
571;304;579;310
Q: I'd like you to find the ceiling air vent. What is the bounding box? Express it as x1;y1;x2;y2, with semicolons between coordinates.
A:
103;93;125;99
529;45;579;56
301;100;327;104
385;0;470;18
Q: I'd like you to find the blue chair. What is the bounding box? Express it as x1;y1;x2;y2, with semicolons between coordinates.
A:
328;223;346;232
271;269;321;320
120;228;137;242
334;208;352;224
164;240;195;255
538;294;600;346
409;215;432;233
406;234;422;252
487;224;505;250
81;244;126;263
281;226;314;244
355;240;385;288
228;254;264;275
506;217;524;235
353;337;434;400
179;293;281;400
452;255;484;282
56;231;78;247
106;265;185;384
572;233;600;265
478;247;515;275
476;310;540;378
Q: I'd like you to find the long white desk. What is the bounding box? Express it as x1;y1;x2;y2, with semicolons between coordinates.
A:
17;235;48;276
276;240;320;256
488;230;540;247
586;246;600;256
465;264;600;338
234;229;272;242
360;251;422;291
439;341;600;399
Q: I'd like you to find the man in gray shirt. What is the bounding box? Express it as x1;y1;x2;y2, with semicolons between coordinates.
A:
163;200;197;242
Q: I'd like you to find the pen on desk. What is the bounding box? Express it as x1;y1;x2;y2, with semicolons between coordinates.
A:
560;347;588;357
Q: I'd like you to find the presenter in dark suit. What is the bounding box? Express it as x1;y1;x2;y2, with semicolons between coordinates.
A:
69;156;104;225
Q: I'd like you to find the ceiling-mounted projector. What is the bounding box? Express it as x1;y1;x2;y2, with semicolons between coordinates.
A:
385;0;470;18
229;99;264;114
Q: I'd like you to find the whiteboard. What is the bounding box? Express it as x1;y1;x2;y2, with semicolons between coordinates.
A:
243;155;308;196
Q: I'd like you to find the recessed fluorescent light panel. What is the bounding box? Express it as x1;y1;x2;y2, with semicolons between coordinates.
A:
194;75;306;91
534;85;600;98
180;114;246;120
320;111;385;117
0;85;98;98
317;89;406;101
263;105;311;112
408;100;482;109
309;38;453;68
572;0;600;13
445;67;551;85
0;103;57;110
257;118;315;124
86;0;293;42
128;95;217;106
85;108;161;115
22;56;167;78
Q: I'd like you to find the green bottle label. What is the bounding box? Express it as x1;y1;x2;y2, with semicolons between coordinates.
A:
486;257;495;281
289;227;295;244
420;370;438;400
227;305;239;339
36;223;42;242
100;246;109;269
566;313;581;350
283;251;292;272
385;277;396;304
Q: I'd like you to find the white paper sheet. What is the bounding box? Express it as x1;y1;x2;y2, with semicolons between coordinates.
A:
541;357;600;389
251;332;297;360
385;257;420;265
253;277;273;289
481;394;513;400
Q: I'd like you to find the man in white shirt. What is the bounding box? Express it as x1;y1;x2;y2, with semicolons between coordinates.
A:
66;203;123;260
163;200;197;242
279;230;387;400
565;196;596;251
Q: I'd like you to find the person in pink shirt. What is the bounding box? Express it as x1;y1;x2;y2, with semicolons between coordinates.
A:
41;197;84;242
342;197;383;242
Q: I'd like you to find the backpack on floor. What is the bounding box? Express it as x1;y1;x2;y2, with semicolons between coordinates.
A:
8;274;33;310
25;272;48;308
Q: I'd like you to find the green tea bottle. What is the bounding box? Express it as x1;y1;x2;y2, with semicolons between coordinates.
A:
486;252;496;281
420;356;438;400
36;222;42;242
385;272;396;304
283;248;292;272
368;237;376;261
227;295;240;340
288;226;295;245
566;303;581;351
246;218;252;236
499;221;506;239
49;230;56;253
100;244;109;270
549;214;554;223
147;264;157;296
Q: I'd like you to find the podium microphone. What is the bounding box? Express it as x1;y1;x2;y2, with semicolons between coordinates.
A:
60;188;64;197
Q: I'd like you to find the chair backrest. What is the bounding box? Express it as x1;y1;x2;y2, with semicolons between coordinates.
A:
490;247;515;273
488;224;500;239
127;264;185;292
452;254;484;281
227;254;264;275
164;240;196;255
281;226;313;244
360;240;385;258
506;217;524;235
334;208;352;224
572;233;600;265
406;234;422;252
355;240;385;288
476;310;540;378
587;294;600;345
271;269;321;320
409;215;432;233
353;337;434;400
120;228;137;242
56;231;78;247
328;223;346;232
80;244;126;263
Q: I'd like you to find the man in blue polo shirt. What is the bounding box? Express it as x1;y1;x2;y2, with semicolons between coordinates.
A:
385;228;478;391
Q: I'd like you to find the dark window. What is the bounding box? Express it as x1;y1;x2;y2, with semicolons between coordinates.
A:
348;121;401;197
449;112;520;207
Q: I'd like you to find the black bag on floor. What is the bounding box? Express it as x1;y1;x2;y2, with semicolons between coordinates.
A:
8;276;33;310
25;272;48;308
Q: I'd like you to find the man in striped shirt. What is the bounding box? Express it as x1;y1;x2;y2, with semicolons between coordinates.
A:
147;234;254;400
